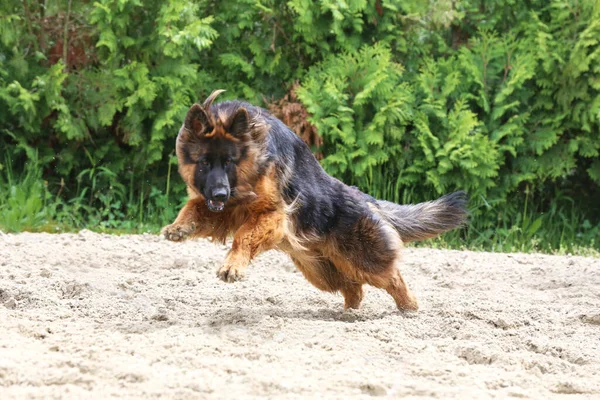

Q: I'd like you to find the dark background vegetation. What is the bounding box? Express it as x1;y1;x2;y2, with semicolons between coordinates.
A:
1;0;599;254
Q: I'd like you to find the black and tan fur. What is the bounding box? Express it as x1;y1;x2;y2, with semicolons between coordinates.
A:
162;90;468;310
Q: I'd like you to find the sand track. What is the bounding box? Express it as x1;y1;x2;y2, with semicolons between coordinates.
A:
1;231;599;399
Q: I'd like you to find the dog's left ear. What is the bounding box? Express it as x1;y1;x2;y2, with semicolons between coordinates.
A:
182;104;210;137
229;107;249;138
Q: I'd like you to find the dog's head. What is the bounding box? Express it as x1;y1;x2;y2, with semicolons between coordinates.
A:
175;90;267;212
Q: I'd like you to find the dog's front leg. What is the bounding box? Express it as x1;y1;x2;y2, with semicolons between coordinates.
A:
217;211;284;282
161;198;204;241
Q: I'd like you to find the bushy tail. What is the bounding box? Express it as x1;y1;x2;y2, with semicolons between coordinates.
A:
376;191;468;242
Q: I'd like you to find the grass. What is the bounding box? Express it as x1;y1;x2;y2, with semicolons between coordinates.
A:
1;155;598;256
0;151;180;236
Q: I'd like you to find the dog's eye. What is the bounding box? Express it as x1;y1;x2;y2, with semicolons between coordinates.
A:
224;158;232;166
201;160;209;166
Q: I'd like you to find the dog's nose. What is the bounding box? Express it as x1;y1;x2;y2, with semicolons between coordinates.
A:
212;188;228;202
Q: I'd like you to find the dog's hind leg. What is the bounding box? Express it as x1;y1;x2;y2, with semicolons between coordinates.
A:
290;255;365;309
378;266;418;311
340;281;364;310
326;208;419;311
334;257;418;311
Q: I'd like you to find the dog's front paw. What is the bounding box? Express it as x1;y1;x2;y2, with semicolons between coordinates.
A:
217;263;246;283
161;222;196;242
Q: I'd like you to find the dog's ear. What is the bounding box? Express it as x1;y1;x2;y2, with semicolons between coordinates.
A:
229;107;249;138
181;104;210;140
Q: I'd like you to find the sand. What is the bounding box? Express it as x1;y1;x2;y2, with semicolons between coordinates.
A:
0;230;599;399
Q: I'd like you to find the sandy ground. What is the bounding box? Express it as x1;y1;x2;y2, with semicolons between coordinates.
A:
0;231;599;399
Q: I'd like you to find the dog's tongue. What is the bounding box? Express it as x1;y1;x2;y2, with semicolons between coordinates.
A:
209;200;224;208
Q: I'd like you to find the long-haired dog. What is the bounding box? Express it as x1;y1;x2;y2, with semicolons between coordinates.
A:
162;90;468;310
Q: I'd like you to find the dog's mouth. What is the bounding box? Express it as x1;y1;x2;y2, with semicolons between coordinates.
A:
206;199;225;212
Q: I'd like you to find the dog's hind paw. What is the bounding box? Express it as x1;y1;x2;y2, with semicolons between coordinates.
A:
161;222;196;242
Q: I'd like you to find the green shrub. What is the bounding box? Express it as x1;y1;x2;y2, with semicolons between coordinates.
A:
0;0;598;253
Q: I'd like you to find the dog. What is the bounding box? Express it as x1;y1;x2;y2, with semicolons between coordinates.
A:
161;90;468;310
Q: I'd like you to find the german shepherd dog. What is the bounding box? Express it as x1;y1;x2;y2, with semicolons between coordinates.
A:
162;90;468;310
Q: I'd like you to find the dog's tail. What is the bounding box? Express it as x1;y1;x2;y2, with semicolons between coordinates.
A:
376;191;468;243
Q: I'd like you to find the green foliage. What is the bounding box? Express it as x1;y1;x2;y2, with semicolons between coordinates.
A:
0;0;599;253
297;44;412;178
297;0;600;252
